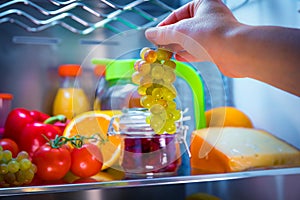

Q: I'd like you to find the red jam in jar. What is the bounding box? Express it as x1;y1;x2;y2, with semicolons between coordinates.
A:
108;108;188;179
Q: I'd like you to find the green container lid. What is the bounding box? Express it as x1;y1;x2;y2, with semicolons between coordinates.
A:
92;58;206;130
92;59;135;80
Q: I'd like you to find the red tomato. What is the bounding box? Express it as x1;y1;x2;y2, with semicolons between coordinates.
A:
0;138;19;158
70;143;103;178
32;144;71;181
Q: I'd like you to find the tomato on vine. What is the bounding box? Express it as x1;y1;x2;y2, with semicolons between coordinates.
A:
70;143;103;178
32;143;71;181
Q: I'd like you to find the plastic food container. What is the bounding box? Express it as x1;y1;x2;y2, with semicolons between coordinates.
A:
0;93;13;136
108;108;189;179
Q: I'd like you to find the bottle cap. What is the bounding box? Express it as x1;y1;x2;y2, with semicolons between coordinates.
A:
94;65;106;77
58;64;82;77
0;93;13;100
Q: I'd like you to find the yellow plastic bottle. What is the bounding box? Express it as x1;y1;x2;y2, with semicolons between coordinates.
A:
52;64;90;119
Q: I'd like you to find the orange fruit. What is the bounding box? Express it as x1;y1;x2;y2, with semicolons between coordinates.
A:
63;111;121;170
205;106;253;128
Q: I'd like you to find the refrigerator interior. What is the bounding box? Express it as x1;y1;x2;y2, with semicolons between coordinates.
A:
1;0;300;199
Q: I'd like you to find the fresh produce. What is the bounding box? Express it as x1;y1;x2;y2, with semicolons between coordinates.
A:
18;115;66;158
70;143;103;178
32;142;71;181
0;138;19;158
33;134;104;182
132;47;181;134
63;111;120;170
205;106;253;128
0;147;37;187
3;108;50;145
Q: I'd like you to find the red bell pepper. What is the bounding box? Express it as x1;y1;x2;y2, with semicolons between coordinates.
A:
3;108;50;145
3;108;67;157
18;114;67;158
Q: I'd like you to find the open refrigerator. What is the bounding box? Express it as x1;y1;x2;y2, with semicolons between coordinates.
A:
1;0;300;199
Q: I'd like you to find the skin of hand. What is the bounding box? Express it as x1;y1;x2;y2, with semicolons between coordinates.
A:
145;0;300;97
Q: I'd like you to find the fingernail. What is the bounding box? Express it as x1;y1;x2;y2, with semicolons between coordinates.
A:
145;28;157;39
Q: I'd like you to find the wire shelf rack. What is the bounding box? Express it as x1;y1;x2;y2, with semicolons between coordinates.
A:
0;0;249;35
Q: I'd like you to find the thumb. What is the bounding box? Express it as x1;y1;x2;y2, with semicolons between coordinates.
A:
145;25;179;46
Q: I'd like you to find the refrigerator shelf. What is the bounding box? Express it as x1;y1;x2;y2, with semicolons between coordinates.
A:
0;167;300;197
0;0;249;35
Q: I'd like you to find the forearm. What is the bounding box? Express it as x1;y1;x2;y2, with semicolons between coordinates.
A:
217;24;300;96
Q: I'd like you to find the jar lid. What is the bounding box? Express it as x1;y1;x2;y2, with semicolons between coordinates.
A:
58;64;82;77
92;59;135;80
0;93;13;100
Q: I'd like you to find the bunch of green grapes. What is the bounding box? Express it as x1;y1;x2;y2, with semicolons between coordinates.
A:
132;47;181;134
0;146;36;187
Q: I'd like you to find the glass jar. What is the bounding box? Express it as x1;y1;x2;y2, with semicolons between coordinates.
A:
108;108;189;178
93;59;142;111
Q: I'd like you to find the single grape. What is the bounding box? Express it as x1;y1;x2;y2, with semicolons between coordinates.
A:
134;59;143;71
140;95;155;108
150;114;165;132
0;164;8;174
16;151;30;162
151;88;163;99
160;109;168;121
23;169;35;184
2;150;12;163
152;79;164;87
140;47;151;60
7;160;20;173
149;104;165;115
163;69;176;83
16;170;26;183
31;163;37;173
168;109;181;121
164;60;176;69
0;151;3;161
138;61;151;75
145;85;155;95
156;99;168;107
167;101;177;110
0;146;3;151
156;48;173;61
19;158;32;171
151;64;164;79
132;71;142;85
140;74;152;88
164;120;177;134
144;49;158;63
4;172;16;184
137;85;147;95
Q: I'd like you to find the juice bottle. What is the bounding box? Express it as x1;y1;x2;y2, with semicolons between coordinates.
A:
52;64;90;119
93;64;106;110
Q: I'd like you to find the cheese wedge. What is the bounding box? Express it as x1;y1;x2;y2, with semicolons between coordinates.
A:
190;127;300;173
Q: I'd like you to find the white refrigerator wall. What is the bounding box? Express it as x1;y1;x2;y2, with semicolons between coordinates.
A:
231;0;300;148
